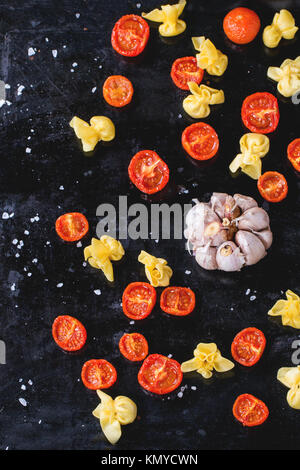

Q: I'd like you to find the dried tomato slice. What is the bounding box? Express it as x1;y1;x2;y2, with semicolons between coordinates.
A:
52;315;87;351
119;333;148;361
103;75;133;108
287;138;300;172
122;282;156;320
55;212;89;242
241;92;279;134
160;287;195;316
138;354;183;395
111;14;149;57
257;171;288;202
128;150;169;194
182;122;219;160
171;57;204;90
233;394;269;426
81;359;117;390
231;327;266;366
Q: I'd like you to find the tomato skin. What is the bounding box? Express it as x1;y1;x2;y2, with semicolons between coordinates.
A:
81;359;117;390
138;354;183;395
55;212;89;242
287;138;300;172
182;122;219;161
128;150;169;194
241;92;279;134
257;171;288;203
111;14;150;57
231;327;266;367
103;75;134;108
52;315;87;352
171;57;204;90
233;394;269;427
223;7;260;44
160;287;195;316
122;282;156;320
119;333;148;361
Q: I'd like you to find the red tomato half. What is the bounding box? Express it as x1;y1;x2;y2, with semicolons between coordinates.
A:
160;287;195;316
223;7;261;44
138;354;183;395
128;150;169;194
122;282;156;320
231;327;266;367
81;359;117;390
55;212;89;242
182;122;219;160
257;171;288;202
241;92;279;134
119;333;148;361
171;57;204;90
111;14;149;57
233;394;269;427
287;138;300;172
52;315;87;351
103;75;133;108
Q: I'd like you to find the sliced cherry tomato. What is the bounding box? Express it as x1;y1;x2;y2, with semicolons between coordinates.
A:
233;394;269;427
128;150;169;194
182;122;219;161
257;171;288;202
231;327;266;367
103;75;133;108
287;138;300;172
111;14;149;57
81;359;117;390
160;287;195;316
171;57;204;90
223;7;260;44
241;92;279;134
55;212;89;242
52;315;87;352
122;282;156;320
138;354;183;395
119;333;148;361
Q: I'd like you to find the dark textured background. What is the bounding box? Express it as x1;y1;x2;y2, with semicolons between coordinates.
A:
0;0;300;451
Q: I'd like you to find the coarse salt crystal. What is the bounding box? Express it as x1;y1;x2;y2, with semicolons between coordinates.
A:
52;50;57;58
19;398;27;407
94;289;101;296
28;47;35;56
57;283;63;288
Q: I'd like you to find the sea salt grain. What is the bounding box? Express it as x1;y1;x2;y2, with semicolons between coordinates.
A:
2;212;9;219
28;47;35;56
19;398;27;407
91;87;97;93
245;288;250;295
57;283;63;288
25;147;31;154
94;289;101;296
250;295;256;301
17;85;25;96
52;50;57;58
177;392;183;398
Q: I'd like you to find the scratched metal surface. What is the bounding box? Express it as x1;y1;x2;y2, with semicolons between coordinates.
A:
0;0;300;450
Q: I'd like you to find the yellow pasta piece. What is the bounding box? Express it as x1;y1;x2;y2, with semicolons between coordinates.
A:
267;57;300;98
93;390;137;445
268;290;300;329
181;343;234;379
84;236;124;282
142;0;186;37
138;250;172;287
70;115;115;152
229;133;269;180
263;9;298;48
192;36;228;76
183;82;224;119
277;366;300;410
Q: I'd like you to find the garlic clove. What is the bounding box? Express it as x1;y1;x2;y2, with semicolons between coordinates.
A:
216;241;244;271
237;207;270;232
233;194;258;213
235;230;266;265
195;244;218;270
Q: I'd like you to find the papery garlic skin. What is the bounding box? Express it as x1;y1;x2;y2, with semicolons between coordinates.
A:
263;9;298;48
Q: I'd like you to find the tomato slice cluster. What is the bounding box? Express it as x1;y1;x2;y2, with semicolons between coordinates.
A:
52;315;87;351
171;57;204;90
241;92;279;134
128;150;169;194
223;7;261;44
182;122;219;161
55;212;89;242
119;333;148;361
231;327;266;367
257;171;288;202
81;359;117;390
111;14;150;57
138;354;183;395
233;394;269;427
160;287;195;316
287;138;300;172
122;282;157;320
103;75;134;108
